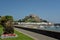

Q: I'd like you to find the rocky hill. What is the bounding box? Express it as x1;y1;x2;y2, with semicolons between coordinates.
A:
18;14;48;23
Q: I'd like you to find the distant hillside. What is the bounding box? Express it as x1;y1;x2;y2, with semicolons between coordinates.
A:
18;14;48;23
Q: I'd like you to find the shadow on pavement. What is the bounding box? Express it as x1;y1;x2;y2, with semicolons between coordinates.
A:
14;26;60;40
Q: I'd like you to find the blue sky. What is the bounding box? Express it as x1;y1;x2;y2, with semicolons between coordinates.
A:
0;0;60;23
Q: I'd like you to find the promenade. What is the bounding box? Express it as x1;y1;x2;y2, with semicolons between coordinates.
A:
15;26;59;40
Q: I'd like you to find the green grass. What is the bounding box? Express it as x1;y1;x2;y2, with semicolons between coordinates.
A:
0;25;34;40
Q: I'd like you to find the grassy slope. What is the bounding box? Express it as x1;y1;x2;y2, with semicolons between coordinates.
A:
0;25;34;40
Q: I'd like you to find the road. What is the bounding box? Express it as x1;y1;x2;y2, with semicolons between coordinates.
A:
15;28;58;40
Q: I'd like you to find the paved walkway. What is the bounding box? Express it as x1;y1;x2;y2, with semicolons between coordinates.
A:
15;28;57;40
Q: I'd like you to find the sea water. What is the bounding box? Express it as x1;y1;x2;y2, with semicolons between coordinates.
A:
40;26;60;32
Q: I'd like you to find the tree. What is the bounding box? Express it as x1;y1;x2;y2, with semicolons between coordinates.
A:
0;15;14;34
18;19;22;22
0;16;1;24
42;20;48;23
